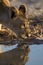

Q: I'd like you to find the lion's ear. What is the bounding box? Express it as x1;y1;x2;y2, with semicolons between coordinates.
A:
19;5;26;16
11;7;19;18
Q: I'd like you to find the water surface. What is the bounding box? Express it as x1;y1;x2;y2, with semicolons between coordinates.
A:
0;44;43;65
26;44;43;65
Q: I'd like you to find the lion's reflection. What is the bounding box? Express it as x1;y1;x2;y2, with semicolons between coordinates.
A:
0;45;30;65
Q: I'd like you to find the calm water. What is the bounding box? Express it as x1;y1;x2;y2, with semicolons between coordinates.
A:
0;44;43;65
26;44;43;65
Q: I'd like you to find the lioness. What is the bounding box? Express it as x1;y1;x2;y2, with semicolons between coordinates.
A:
0;2;31;40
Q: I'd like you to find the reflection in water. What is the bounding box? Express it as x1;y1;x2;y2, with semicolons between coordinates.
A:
0;44;18;53
0;45;30;65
